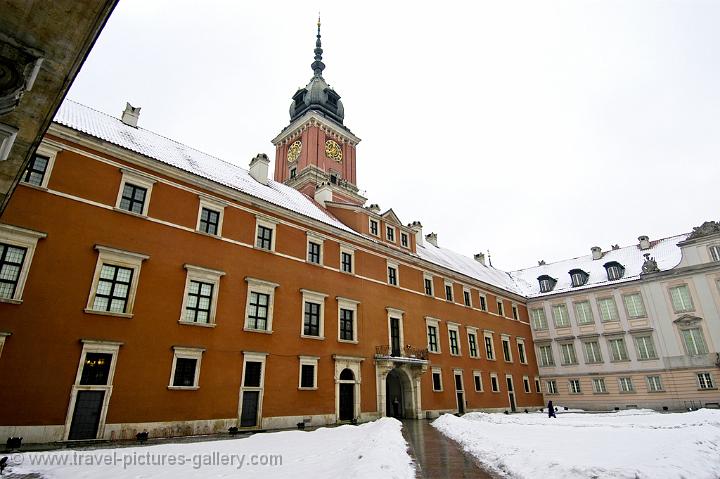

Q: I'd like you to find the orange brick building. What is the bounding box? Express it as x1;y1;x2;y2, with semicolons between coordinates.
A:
0;23;542;443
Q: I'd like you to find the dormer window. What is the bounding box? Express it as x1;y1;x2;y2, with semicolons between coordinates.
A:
537;275;556;293
604;261;625;281
569;269;589;287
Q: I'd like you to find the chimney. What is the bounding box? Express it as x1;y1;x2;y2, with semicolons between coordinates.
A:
121;102;141;127
474;253;486;265
638;235;650;250
249;153;270;185
425;232;438;247
314;183;332;206
368;203;380;213
408;221;423;246
591;246;602;260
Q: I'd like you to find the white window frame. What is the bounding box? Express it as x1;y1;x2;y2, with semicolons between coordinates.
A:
298;355;319;390
552;303;570;328
196;196;226;237
679;326;709;356
559;342;577;365
537;343;554;367
709;245;720;262
22;141;61;189
574;300;594;325
244;277;278;333
497;299;505;317
115;168;156;216
546;379;558;394
432;367;443;392
669;284;694;313
306;232;324;265
368;217;379;237
647;375;663;392
592;377;607;394
490;373;500;392
473;371;483;392
63;339;122;441
501;334;513;363
337;296;360;343
534;377;541;393
467;327;479;358
425;316;441;354
444;280;454;302
85;245;148;318
608;336;629;362
386;307;405;352
179;264;225;327
530;308;548;331
0;223;47;304
522;376;531;393
697;372;715;390
400;231;409;249
583;340;603;364
478;293;487;311
517;338;528;364
339;245;355;274
385;225;396;244
569;379;582;394
387;261;399;286
512;304;519;320
423;273;434;296
633;334;658;360
484;331;495;360
168;346;205;390
597;297;619;322
618;377;634;392
301;289;328;340
447;322;461;356
623;292;647;319
254;216;277;252
463;287;472;307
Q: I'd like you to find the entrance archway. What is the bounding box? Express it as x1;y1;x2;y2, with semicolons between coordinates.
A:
339;368;355;421
385;367;413;418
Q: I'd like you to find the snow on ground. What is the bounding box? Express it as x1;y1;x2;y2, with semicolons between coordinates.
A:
7;418;414;479
433;409;720;479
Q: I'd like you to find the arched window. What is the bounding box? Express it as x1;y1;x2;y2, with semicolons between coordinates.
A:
339;368;354;381
537;275;556;293
603;261;625;281
569;269;589;287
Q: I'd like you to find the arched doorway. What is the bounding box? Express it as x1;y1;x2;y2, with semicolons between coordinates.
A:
338;368;355;421
386;368;412;418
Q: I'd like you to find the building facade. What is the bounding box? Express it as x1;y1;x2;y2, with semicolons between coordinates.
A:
0;25;543;443
511;228;720;411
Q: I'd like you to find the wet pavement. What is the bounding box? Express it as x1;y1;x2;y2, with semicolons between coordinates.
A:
402;419;497;479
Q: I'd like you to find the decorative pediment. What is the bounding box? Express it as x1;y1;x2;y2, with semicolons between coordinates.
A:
381;208;403;226
673;314;702;327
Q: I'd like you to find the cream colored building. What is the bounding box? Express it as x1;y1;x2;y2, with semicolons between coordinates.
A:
510;221;720;411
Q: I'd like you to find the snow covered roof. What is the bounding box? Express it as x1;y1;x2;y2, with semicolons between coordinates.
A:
416;242;521;295
51;100;526;296
53;100;354;234
509;235;687;298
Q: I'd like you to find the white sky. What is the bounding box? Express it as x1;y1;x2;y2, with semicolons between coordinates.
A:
67;0;720;272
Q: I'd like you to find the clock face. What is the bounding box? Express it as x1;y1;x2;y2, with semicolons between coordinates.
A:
325;139;343;162
287;140;302;163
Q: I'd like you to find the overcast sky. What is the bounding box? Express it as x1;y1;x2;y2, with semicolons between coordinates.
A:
67;0;720;272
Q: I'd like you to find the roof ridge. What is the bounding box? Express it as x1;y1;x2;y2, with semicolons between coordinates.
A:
61;99;254;175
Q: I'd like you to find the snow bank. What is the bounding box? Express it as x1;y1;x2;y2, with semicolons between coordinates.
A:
8;418;414;479
433;409;720;479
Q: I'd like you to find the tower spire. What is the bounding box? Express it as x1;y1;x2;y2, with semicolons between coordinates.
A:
311;14;325;77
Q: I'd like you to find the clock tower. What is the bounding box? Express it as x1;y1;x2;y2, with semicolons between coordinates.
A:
272;18;366;206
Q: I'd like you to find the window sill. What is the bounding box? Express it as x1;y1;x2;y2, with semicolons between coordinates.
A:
253;246;274;253
490;390;500;394
340;270;354;275
178;320;217;328
486;358;497;362
195;230;221;239
338;339;358;344
306;261;323;267
619;390;636;394
648;390;665;393
301;335;325;341
560;363;578;367
244;327;273;334
592;391;610;395
0;298;22;305
20;182;49;192
432;389;443;393
429;350;442;355
539;365;555;368
610;359;631;363
84;309;133;319
298;387;318;391
504;360;514;364
698;387;718;391
168;385;199;391
637;357;659;361
449;353;461;357
113;207;147;218
569;392;583;395
469;355;480;359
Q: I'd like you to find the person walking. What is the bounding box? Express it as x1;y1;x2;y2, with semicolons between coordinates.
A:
547;400;556;418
